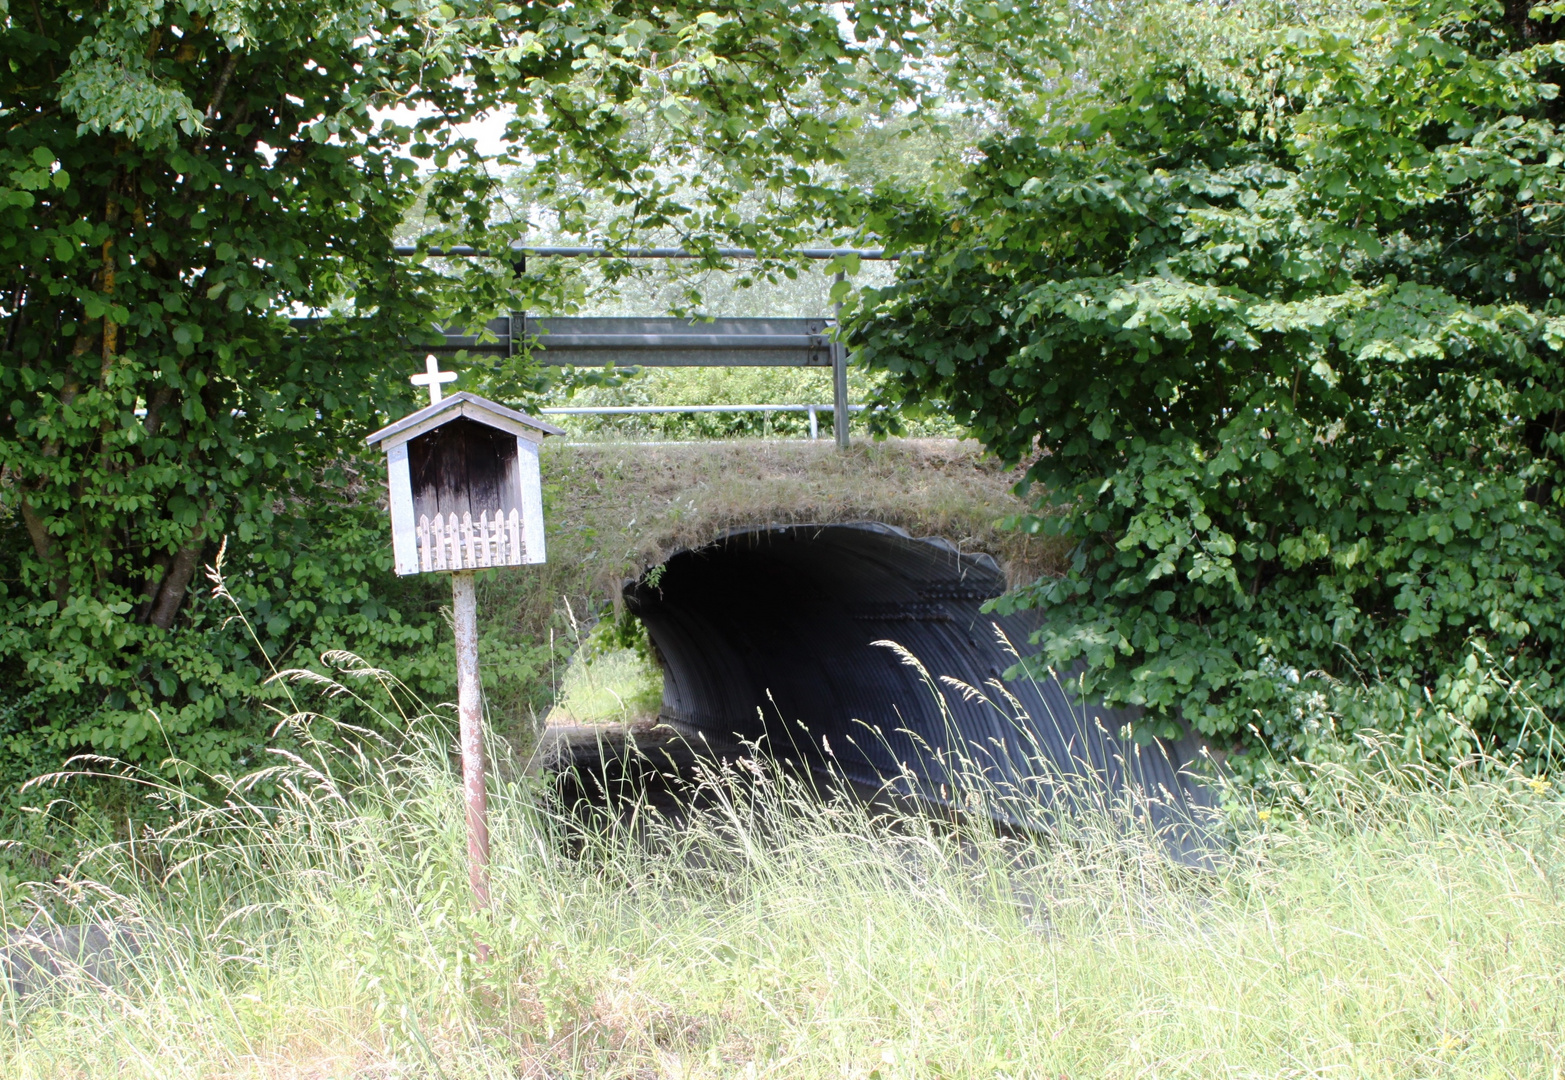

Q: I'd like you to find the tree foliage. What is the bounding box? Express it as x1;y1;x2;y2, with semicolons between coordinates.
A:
854;0;1565;766
0;0;921;782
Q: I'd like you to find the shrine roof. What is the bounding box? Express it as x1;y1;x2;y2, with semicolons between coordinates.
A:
366;391;565;450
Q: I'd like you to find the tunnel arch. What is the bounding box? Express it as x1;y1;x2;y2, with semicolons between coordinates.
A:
623;523;1212;830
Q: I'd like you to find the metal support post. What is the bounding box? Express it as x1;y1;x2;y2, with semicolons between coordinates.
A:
832;271;849;450
451;570;490;910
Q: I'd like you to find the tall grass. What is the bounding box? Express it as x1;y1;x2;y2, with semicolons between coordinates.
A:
3;657;1564;1078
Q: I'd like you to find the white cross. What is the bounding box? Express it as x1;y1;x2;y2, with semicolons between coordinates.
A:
411;354;458;405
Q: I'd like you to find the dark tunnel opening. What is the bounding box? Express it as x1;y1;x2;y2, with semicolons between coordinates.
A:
623;523;1214;840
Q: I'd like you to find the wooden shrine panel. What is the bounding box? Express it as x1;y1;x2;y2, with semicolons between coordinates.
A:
406;417;522;523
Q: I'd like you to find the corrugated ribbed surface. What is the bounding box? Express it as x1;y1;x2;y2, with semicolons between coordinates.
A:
624;524;1213;841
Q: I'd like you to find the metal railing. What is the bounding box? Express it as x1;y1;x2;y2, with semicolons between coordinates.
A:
389;241;927;451
538;403;871;441
394;244;914;262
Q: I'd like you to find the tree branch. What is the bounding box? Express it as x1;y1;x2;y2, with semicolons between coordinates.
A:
19;495;53;566
205;51;241;122
141;384;176;443
18;494;67;606
136;550;174;623
148;515;209;630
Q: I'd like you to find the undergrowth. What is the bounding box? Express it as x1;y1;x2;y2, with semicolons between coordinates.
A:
2;651;1563;1078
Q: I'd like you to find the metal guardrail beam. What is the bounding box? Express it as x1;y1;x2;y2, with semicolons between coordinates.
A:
394;244;912;262
412;315;843;368
523;316;835;368
292;315;865;439
416;315;862;442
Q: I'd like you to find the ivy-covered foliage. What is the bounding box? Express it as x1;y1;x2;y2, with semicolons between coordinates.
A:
854;0;1565;766
0;0;923;787
0;2;468;785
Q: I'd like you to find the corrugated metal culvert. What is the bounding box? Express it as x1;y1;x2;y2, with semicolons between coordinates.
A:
625;523;1214;848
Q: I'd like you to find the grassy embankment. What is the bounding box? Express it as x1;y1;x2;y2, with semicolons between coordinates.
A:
485;436;1056;732
3;658;1562;1077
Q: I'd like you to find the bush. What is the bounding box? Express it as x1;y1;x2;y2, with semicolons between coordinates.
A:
0;467;463;777
854;0;1565;766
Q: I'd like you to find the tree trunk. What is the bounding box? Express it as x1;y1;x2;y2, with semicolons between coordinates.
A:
17;495;67;606
136;550;174;624
147;516;208;630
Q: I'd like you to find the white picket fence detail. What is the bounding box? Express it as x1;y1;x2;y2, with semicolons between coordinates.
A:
416;509;524;572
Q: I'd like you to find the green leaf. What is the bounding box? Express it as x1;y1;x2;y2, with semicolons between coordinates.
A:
849;3;1565;768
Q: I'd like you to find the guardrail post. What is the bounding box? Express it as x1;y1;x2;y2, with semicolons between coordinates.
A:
833;271;849;450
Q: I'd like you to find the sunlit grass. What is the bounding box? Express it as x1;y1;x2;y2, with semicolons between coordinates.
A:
3;655;1563;1078
545;646;663;726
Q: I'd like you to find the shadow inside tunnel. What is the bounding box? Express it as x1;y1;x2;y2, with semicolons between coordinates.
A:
585;523;1220;860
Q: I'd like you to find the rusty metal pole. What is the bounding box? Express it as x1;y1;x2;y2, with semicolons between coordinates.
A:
832;270;850;450
451;569;490;909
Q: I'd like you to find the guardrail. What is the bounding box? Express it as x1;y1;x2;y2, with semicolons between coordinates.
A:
520;316;836;368
539;403;871;441
394;244;914;262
